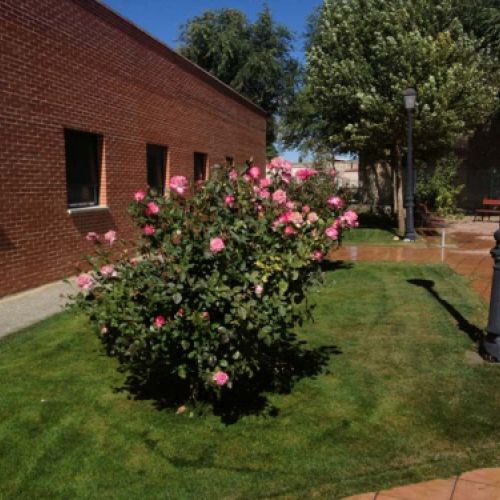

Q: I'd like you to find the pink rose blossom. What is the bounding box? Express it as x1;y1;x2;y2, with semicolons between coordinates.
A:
243;174;251;182
85;232;99;242
343;210;359;228
134;190;146;202
212;371;229;386
313;250;324;262
100;264;117;278
325;225;339;240
267;157;292;170
144;201;160;216
229;170;238;181
290;211;304;226
295;168;318;181
77;273;95;291
176;308;184;317
284;225;297;236
143;224;156;235
224;194;235;207
169;175;188;195
272;189;287;205
255;284;264;297
104;230;117;245
248;166;261;179
254;187;270;199
307;212;319;224
330;169;337;177
327;196;345;209
153;315;166;329
201;311;210;320
286;201;296;210
210;237;225;253
259;178;272;188
302;205;311;214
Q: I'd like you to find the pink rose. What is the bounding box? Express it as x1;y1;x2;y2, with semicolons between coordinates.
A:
295;168;318;181
255;187;270;199
134;190;146;202
284;225;297;236
85;232;99;242
77;273;95;291
153;315;165;329
212;371;229;386
255;284;264;297
144;224;156;235
286;201;296;210
201;311;210;320
267;157;292;170
272;189;287;205
169;175;188;195
313;250;324;262
307;212;319;224
243;174;252;182
176;308;184;317
224;194;235;207
210;237;225;253
302;205;311;214
330;169;337;177
100;264;117;278
144;201;160;216
327;196;345;209
104;230;117;245
290;211;304;226
229;170;238;181
325;225;339;240
248;166;261;179
259;178;272;188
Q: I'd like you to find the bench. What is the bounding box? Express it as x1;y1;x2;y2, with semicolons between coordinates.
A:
474;198;500;221
416;203;446;228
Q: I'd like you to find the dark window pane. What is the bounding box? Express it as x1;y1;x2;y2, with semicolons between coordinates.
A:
147;144;166;195
65;129;101;208
226;156;234;168
194;152;207;182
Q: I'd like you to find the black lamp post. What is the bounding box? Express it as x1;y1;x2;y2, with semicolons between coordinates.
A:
403;88;417;241
481;227;500;361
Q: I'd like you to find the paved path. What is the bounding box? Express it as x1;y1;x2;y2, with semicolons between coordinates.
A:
340;220;499;500
344;468;500;500
0;279;75;339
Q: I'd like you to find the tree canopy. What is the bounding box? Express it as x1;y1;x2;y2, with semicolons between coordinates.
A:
178;7;299;158
283;0;499;229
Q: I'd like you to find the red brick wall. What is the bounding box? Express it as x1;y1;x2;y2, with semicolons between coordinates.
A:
0;0;267;297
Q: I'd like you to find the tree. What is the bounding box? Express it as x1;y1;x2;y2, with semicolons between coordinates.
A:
284;0;499;232
178;7;299;158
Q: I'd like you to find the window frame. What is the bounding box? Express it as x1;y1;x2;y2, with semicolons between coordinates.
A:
147;143;167;196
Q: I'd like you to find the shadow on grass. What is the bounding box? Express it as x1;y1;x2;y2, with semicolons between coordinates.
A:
116;336;341;424
407;279;483;342
321;260;354;272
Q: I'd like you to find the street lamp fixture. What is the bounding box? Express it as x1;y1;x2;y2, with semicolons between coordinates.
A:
403;88;417;241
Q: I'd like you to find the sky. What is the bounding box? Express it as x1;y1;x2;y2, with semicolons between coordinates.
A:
102;0;322;162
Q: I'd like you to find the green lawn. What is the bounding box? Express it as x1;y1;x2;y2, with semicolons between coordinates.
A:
1;263;499;499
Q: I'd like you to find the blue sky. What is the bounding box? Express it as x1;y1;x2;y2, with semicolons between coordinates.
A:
102;0;322;161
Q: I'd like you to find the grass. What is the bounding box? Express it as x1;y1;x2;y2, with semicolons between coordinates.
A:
1;263;499;499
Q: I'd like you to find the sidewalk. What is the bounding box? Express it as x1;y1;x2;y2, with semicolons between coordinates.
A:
344;468;500;500
0;279;75;339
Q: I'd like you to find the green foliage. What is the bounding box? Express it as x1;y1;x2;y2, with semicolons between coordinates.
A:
178;7;299;154
417;156;465;215
284;0;500;164
71;164;354;407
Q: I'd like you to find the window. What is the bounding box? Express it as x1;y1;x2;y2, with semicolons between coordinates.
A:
226;156;235;168
194;152;207;182
65;129;102;208
147;144;167;195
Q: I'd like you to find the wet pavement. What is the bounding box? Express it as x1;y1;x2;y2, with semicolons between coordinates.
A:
334;220;499;302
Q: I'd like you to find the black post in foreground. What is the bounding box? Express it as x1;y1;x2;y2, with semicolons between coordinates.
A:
403;88;417;241
481;227;500;362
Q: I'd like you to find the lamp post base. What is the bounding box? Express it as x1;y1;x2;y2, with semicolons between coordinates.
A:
404;233;416;242
481;334;500;363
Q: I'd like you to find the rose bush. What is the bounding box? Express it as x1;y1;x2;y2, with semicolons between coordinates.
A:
72;157;357;407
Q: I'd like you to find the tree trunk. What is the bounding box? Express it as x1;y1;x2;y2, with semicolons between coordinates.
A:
393;145;405;235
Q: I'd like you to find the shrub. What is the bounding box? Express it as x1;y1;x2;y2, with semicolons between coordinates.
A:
417;156;465;216
71;158;357;407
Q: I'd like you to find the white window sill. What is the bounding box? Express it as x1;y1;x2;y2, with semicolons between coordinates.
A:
67;205;109;215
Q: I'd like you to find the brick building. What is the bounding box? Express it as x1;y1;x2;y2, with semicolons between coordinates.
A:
0;0;267;297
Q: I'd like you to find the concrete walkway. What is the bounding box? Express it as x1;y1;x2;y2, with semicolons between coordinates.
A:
0;279;75;339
